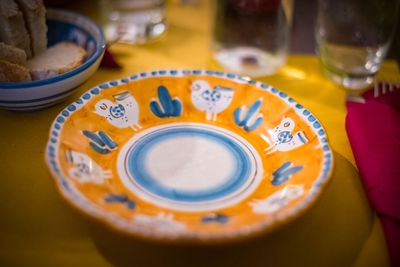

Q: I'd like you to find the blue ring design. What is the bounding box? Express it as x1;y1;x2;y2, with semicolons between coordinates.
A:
0;85;79;104
126;127;252;203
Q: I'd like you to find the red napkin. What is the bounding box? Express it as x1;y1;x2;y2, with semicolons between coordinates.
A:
100;48;121;69
346;82;400;267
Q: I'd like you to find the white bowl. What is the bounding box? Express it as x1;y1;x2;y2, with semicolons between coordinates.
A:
0;8;105;111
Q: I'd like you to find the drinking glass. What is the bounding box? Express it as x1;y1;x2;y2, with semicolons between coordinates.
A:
316;0;399;89
212;0;294;77
102;0;167;44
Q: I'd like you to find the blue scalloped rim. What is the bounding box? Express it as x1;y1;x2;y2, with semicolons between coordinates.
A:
45;70;334;240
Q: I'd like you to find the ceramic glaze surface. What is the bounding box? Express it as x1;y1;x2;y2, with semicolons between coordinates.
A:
45;70;333;240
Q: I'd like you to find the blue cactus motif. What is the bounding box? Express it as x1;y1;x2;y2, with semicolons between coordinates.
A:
201;213;229;224
271;161;303;186
82;130;117;154
104;194;136;210
234;98;264;131
150;85;182;118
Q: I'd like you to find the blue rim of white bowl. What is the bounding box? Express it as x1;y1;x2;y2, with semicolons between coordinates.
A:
0;8;105;89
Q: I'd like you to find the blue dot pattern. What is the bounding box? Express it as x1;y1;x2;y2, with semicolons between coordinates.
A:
202;90;221;102
277;131;293;143
110;104;125;118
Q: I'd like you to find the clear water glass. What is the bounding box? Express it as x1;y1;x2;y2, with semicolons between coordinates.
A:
212;0;294;77
316;0;399;90
102;0;167;44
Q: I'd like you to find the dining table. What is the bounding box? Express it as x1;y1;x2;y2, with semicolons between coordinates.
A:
0;0;399;266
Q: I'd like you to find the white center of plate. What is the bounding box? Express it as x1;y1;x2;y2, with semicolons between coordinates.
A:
117;122;263;212
145;136;235;191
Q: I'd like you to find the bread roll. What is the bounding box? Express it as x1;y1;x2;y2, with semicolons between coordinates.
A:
0;59;31;82
27;42;86;80
0;42;27;65
0;0;32;58
15;0;47;57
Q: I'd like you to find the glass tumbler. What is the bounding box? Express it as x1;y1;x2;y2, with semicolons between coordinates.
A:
212;0;294;77
102;0;167;44
316;0;399;89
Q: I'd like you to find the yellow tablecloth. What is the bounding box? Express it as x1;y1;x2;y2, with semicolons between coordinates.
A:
0;1;398;266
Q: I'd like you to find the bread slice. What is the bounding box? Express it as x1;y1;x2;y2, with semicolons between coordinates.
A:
15;0;47;57
27;41;86;80
0;0;32;58
0;59;31;82
0;42;27;65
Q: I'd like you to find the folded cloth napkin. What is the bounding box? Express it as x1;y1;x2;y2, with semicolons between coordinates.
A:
100;48;121;69
346;82;400;267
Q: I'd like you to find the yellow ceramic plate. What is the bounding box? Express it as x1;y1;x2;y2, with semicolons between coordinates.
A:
45;70;333;241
